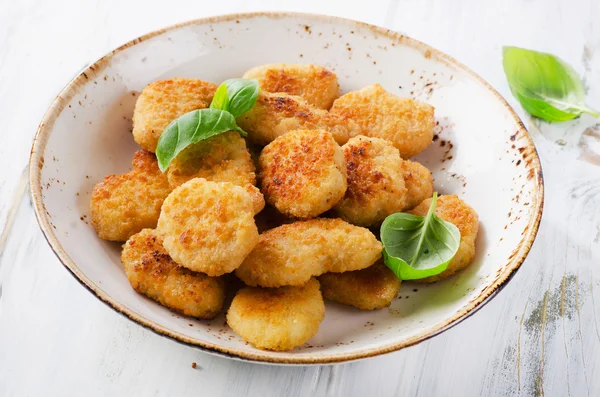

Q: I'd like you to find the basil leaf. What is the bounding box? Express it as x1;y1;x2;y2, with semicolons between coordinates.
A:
210;78;259;118
209;82;230;112
380;193;461;280
156;108;246;172
502;46;598;122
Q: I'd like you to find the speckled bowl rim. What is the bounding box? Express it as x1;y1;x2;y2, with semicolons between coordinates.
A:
29;11;544;365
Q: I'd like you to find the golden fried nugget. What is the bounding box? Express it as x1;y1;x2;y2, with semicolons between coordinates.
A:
409;195;479;282
227;278;325;351
132;78;217;152
236;218;382;287
121;229;225;319
236;92;361;146
157;178;259;277
400;159;434;211
166;131;255;189
334;136;407;227
319;261;400;310
330;84;435;158
90;151;171;241
259;129;347;219
243;63;340;109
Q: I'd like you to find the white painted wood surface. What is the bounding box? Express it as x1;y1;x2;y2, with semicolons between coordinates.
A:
0;0;598;395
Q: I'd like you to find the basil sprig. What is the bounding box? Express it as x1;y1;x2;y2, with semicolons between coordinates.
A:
503;46;598;122
156;78;259;172
380;193;460;280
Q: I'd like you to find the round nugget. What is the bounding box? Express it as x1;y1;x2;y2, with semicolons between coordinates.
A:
157;178;259;277
400;159;434;211
409;195;479;283
132;78;217;152
226;278;325;351
122;229;225;318
243;63;340;109
334;136;407;227
90;150;171;241
319;261;400;310
237;91;361;146
259;129;347;219
330;84;434;158
236;218;382;287
166;131;256;189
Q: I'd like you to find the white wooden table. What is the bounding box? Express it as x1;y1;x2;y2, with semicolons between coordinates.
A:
1;0;599;395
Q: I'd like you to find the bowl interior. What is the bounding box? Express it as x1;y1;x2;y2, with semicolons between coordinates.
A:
31;13;542;363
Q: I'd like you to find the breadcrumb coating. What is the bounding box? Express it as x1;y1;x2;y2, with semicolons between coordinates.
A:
334;136;407;226
227;278;325;351
90;150;171;241
259;129;347;219
330;84;434;158
157;178;259;277
236;218;382;287
132;78;217;152
122;229;225;318
243;63;339;109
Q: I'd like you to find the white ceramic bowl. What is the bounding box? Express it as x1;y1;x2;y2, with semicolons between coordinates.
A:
29;12;543;364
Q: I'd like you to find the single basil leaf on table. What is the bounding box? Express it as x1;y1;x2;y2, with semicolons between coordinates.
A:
210;78;259;117
156;108;246;172
380;193;461;280
502;46;598;122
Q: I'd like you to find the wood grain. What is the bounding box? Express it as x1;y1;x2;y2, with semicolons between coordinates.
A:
0;0;599;396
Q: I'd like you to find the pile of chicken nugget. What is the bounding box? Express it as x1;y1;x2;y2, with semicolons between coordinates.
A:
90;63;479;351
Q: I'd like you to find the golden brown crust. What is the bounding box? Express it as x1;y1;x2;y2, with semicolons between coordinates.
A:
132;78;217;152
409;195;479;282
236;92;361;146
121;229;225;318
400;159;434;210
226;278;325;351
235;218;382;287
157;178;259;276
319;261;400;310
334;136;407;226
259;129;347;219
243;63;340;109
90;151;171;241
166;131;256;189
330;84;434;158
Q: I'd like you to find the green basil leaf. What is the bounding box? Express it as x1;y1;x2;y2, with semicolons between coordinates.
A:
156;108;246;172
209;78;259;118
380;193;461;280
209;82;230;112
502;46;598;122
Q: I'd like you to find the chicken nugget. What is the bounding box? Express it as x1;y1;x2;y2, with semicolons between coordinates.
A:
165;131;264;213
319;261;400;310
132;78;217;152
236;92;361;146
330;84;434;158
243;63;340;109
90;150;171;241
121;229;225;318
226;278;325;351
409;195;479;282
400;159;434;211
259;129;347;219
236;218;382;287
166;131;255;189
157;178;259;277
334;136;407;227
